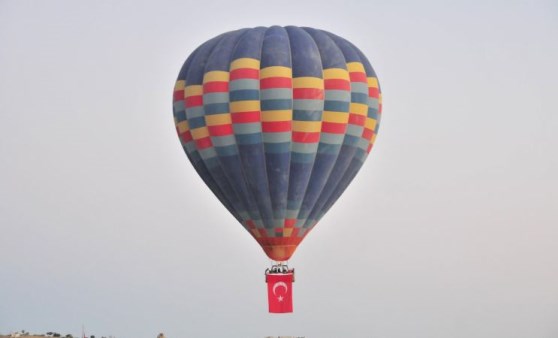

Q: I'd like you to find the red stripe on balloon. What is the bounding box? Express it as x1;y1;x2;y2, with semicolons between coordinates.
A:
290;228;300;238
230;68;259;80
262;121;291;133
260;77;292;89
292;131;320;143
293;88;324;100
349;72;367;83
324;79;351;91
284;219;296;228
258;236;303;246
321;121;347;134
208;124;234;136
246;219;256;229
231;111;260;123
180;131;192;143
203;81;229;93
195;136;213;149
173;90;184;101
185;95;203;108
362;128;374;141
348;114;366;126
368;87;379;98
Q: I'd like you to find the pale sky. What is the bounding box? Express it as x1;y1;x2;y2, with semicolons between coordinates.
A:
1;1;557;338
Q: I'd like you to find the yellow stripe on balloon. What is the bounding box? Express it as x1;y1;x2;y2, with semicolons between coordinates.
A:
323;68;350;80
203;71;229;83
293;77;324;89
251;229;261;238
176;120;189;133
367;77;379;88
185;85;203;97
347;62;365;73
350;102;369;116
292;120;322;132
260;66;292;79
230;57;260;70
205;113;232;126
322;111;349;123
261;110;292;122
230;100;260;112
365;118;377;131
174;80;185;90
190;127;209;139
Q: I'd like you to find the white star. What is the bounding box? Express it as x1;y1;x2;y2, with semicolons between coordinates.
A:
277;295;284;302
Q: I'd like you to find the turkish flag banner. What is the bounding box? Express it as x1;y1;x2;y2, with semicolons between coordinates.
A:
266;272;294;313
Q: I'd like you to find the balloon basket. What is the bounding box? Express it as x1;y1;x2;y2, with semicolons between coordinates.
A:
265;264;295;313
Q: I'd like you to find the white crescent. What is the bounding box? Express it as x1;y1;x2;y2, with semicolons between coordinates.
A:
272;281;288;295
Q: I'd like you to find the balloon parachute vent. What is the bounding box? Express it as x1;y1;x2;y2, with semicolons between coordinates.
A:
266;264;294;313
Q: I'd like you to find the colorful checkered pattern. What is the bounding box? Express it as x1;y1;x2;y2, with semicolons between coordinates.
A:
173;26;382;261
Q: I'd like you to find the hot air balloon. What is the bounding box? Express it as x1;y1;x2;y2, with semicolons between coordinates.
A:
172;26;382;312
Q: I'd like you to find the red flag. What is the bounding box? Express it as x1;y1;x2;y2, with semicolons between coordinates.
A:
266;272;294;313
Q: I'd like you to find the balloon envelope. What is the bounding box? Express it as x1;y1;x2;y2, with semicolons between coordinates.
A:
173;26;382;261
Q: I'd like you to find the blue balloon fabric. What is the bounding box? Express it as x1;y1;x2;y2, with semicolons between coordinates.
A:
173;26;382;261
